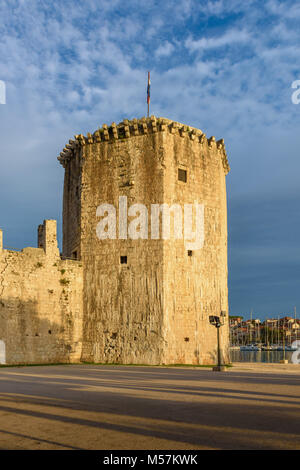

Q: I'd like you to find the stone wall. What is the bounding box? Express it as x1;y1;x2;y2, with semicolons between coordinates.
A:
62;149;82;260
0;220;83;364
162;129;229;364
59;117;230;365
0;116;230;366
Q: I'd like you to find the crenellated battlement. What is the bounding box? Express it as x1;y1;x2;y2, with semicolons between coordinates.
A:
58;116;230;174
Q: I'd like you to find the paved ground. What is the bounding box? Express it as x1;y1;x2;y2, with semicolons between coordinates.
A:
0;363;299;450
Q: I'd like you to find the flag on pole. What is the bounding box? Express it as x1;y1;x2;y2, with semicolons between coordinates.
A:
147;71;150;105
147;71;150;117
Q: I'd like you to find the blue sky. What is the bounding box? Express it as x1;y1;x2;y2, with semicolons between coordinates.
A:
0;0;299;319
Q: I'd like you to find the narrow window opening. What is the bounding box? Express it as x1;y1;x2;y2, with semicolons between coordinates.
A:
72;251;77;260
188;250;193;257
178;168;187;182
120;256;127;264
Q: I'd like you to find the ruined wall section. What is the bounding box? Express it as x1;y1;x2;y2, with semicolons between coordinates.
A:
0;221;83;364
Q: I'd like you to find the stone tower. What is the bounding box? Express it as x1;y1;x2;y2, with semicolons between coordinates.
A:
58;116;230;365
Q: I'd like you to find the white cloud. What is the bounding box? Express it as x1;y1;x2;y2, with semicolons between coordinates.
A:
266;0;300;18
0;0;299;247
155;41;175;58
1;0;300;314
185;29;251;52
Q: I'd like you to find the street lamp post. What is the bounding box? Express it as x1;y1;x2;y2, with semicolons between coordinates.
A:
209;311;227;372
280;328;288;364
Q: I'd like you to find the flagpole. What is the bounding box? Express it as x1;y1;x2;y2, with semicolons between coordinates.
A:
147;71;150;118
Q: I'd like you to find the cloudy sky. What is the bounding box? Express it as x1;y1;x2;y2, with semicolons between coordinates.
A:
0;0;299;319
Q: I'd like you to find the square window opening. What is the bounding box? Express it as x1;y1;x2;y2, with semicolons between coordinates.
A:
178;168;187;182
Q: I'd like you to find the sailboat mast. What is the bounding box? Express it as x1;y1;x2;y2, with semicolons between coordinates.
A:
295;306;297;343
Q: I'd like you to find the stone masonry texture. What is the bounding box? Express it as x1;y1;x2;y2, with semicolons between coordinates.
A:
0;116;230;365
0;220;83;364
